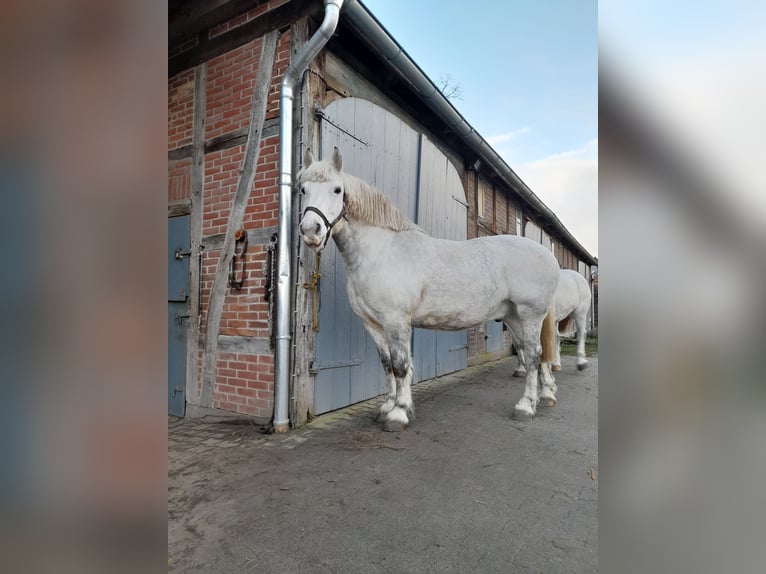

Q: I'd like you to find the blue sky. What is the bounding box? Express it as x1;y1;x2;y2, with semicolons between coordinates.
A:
360;0;598;256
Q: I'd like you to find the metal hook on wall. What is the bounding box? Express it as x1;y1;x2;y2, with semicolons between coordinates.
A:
228;229;248;290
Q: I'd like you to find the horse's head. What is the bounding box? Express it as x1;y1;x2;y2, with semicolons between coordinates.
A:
297;146;346;250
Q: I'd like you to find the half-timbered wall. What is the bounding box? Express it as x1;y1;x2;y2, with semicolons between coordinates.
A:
168;28;291;419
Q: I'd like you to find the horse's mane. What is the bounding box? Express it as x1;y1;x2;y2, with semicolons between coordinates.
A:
342;173;422;232
298;159;421;232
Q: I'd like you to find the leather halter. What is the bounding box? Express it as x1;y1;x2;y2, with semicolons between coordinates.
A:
302;203;347;249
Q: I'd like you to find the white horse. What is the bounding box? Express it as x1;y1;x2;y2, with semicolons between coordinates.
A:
298;147;560;430
512;268;591;376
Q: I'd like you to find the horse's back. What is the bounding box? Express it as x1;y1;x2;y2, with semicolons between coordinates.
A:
465;234;560;310
382;232;559;328
480;233;559;279
555;269;591;320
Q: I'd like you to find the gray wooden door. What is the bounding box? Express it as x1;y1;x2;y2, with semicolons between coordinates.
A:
485;320;505;354
312;98;467;414
168;215;190;416
412;136;468;381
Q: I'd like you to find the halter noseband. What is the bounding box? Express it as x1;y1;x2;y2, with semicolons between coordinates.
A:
302;204;347;249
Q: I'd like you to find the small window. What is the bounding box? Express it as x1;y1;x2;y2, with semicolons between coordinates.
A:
477;182;492;220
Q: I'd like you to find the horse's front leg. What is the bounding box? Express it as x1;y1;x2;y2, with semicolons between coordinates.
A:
383;360;413;432
513;344;540;419
363;324;397;422
506;319;527;378
514;348;528;377
382;326;414;432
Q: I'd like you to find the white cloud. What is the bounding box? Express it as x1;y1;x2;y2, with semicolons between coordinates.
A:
513;141;599;257
486;127;530;145
543;138;598;160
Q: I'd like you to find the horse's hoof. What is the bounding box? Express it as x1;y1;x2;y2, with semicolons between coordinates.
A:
376;401;395;422
513;369;526;378
551;365;562;372
539;397;557;407
577;363;588;371
512;407;534;421
382;419;407;432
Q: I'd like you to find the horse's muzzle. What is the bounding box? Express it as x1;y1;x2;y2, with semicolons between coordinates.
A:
299;214;326;249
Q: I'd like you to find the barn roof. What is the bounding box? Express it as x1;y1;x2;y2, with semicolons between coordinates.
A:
335;1;597;266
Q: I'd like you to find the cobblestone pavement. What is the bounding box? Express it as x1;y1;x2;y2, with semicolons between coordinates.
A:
169;355;598;573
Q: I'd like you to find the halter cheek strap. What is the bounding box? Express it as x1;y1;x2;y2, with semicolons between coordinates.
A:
302;203;347;249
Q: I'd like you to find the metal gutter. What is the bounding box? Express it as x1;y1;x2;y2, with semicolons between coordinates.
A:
342;0;596;265
274;0;345;432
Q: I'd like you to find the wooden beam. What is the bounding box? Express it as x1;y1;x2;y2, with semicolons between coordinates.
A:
202;226;277;252
205;118;279;154
167;118;279;161
170;0;268;44
200;30;280;408
290;19;316;428
169;0;319;77
169;145;193;162
186;63;207;407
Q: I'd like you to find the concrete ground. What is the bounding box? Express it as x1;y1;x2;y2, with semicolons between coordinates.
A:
169;355;598;573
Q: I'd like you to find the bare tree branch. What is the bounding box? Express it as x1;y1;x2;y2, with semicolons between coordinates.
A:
437;74;463;101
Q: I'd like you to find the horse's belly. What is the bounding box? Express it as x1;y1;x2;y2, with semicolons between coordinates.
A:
412;299;509;330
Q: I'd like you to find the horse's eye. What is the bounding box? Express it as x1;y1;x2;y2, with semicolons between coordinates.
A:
334;187;342;195
300;186;306;195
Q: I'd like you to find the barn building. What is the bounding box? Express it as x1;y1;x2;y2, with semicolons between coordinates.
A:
168;0;598;429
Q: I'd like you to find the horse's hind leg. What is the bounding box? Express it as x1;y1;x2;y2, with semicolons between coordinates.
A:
513;309;557;420
513;337;541;419
538;361;558;407
575;309;589;370
552;321;562;371
509;310;545;420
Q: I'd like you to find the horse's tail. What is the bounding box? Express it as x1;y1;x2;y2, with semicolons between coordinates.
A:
541;305;556;363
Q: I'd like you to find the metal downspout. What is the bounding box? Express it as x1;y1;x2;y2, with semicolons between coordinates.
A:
274;0;344;432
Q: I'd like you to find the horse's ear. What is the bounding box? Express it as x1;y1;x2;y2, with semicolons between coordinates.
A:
332;146;343;172
304;148;315;167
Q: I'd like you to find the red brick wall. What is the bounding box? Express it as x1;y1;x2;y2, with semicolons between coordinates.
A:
212;353;274;414
202;145;244;235
205;33;290;141
168;158;191;203
168;69;194;151
168;20;292;419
